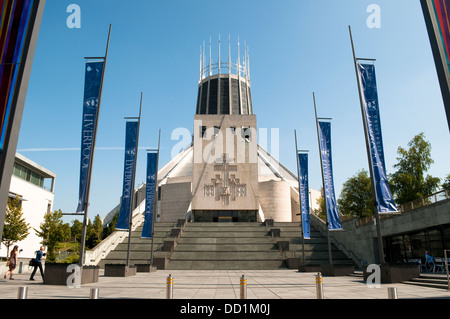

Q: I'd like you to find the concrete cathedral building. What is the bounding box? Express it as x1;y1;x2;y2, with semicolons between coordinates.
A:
107;38;321;225
96;39;344;271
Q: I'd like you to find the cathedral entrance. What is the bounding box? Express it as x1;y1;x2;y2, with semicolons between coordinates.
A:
193;210;257;222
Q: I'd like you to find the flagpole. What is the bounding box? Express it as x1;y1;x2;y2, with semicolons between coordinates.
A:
79;24;111;267
348;25;385;264
294;130;305;270
149;129;161;268
313;92;334;276
125;92;143;267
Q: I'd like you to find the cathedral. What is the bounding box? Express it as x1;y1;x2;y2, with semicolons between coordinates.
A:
136;38;321;224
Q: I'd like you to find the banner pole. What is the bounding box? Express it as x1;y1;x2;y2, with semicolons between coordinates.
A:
149;129;161;268
125;92;143;267
348;25;385;264
294;130;305;269
79;24;111;267
313;93;334;275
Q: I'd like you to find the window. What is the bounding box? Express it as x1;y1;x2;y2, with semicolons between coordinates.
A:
13;163;46;189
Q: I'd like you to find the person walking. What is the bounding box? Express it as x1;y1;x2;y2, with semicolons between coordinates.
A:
30;246;46;281
3;245;19;280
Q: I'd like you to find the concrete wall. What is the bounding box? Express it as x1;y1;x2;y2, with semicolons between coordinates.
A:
314;199;450;267
159;182;191;222
192;115;259;211
258;180;291;222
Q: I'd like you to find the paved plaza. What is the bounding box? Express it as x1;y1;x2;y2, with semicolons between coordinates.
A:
0;269;449;300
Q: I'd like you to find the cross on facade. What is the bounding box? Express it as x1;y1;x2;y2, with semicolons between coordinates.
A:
203;153;246;205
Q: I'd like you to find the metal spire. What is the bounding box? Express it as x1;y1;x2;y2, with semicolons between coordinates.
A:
209;36;212;76
237;36;240;77
218;34;221;75
228;34;231;74
199;45;202;81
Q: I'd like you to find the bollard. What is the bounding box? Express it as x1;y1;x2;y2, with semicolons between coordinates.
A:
315;273;324;299
387;287;398;299
90;288;99;299
166;274;173;299
240;275;247;299
17;286;28;299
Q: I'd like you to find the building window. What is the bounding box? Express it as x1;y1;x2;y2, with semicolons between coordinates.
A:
13;162;46;189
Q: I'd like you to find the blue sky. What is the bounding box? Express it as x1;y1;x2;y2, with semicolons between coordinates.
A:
17;0;450;222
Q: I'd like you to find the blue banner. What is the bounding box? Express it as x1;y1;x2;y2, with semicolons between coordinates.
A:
141;152;158;238
116;121;139;230
297;153;310;239
357;63;397;213
76;61;104;213
318;121;342;230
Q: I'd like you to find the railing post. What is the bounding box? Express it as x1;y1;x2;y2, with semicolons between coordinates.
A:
166;274;173;299
387;287;398;299
315;273;324;299
90;288;99;299
17;287;28;299
240;275;247;299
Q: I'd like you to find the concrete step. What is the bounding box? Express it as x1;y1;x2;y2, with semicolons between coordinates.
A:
174;244;278;251
170;251;283;260
180;231;271;238
166;260;286;270
402;274;449;290
178;237;273;244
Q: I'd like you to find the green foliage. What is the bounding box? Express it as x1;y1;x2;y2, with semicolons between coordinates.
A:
338;169;373;218
442;174;450;190
34;209;66;262
2;196;30;256
313;192;326;220
86;215;103;249
389;133;440;205
102;211;118;239
70;219;83;242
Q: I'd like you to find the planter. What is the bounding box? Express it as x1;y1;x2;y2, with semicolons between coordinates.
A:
136;264;157;272
153;257;169;270
286;258;300;269
298;264;355;276
321;264;355;276
363;263;420;283
104;264;137;277
380;263;420;283
43;263;99;285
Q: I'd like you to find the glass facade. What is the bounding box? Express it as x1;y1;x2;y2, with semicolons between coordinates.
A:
193;210;257;222
384;224;450;263
196;76;251;115
13;162;53;191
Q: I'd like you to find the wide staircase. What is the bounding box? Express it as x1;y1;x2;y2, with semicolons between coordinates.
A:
97;220;356;270
97;222;174;267
166;222;284;270
275;222;356;266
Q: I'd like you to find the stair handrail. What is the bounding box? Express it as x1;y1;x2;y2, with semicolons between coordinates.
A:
84;201;145;266
310;214;362;267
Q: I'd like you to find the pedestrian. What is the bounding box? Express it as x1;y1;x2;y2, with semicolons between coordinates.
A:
30;246;46;281
3;245;19;280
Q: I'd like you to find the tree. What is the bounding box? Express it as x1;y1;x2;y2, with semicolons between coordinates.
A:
86;215;103;249
102;211;118;239
1;196;30;256
71;219;83;242
34;209;66;262
312;189;326;220
389;133;441;205
442;174;450;190
338;169;373;218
